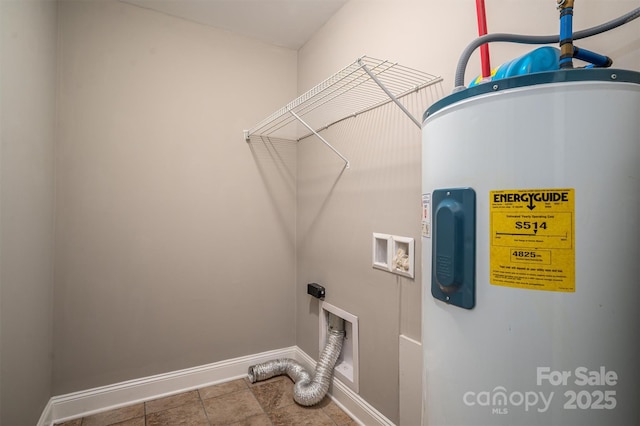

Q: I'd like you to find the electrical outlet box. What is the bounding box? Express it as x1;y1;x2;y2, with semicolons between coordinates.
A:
307;282;325;299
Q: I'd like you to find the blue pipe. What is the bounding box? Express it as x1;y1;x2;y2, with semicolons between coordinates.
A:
558;1;574;69
573;46;612;68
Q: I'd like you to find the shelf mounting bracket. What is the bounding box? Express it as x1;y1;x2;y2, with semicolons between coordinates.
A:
358;59;422;129
289;109;350;169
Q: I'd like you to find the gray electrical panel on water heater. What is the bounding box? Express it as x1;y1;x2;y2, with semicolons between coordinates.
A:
431;188;476;309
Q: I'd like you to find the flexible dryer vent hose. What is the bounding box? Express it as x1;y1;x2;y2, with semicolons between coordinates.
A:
248;316;345;406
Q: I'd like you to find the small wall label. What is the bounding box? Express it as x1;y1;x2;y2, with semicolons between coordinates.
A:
422;193;431;238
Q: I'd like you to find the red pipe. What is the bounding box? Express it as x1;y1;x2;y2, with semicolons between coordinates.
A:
475;0;491;78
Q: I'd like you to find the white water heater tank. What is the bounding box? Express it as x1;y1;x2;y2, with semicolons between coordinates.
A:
422;69;639;426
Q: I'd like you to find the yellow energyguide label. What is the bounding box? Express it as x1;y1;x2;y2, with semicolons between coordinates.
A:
490;188;575;292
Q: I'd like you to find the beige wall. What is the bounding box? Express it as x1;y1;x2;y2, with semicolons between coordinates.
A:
53;0;298;394
0;0;58;424
296;0;640;422
1;0;638;422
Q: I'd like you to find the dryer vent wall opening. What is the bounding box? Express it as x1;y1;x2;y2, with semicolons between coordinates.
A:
248;314;345;406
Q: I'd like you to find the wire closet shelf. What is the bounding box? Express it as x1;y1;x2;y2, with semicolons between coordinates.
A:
243;56;441;167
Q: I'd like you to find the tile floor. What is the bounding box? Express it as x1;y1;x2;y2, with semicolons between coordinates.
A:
55;376;358;426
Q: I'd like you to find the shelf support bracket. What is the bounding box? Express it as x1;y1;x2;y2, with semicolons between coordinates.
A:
358;59;422;129
289;109;350;169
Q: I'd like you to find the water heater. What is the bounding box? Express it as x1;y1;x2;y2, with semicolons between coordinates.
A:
421;69;640;425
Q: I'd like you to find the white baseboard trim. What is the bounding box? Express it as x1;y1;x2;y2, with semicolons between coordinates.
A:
38;346;296;426
38;346;395;426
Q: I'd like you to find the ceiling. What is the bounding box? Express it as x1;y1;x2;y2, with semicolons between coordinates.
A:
121;0;348;50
